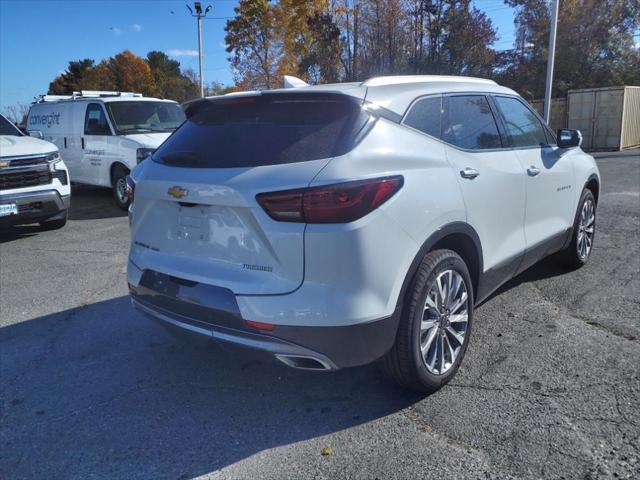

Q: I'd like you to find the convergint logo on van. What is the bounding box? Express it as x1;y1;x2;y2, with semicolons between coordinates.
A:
29;112;61;128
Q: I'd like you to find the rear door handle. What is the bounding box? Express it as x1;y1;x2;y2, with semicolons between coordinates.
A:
460;167;480;179
527;166;541;176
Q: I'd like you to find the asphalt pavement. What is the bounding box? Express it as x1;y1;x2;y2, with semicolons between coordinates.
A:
1;152;639;479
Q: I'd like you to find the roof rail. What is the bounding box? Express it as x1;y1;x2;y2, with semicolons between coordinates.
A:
34;90;144;103
362;75;497;87
79;90;143;98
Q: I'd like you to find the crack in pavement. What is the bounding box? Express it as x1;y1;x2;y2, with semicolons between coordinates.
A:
400;406;491;462
527;282;640;344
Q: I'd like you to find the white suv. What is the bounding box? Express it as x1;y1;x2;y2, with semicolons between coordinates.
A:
127;76;600;392
1;114;71;229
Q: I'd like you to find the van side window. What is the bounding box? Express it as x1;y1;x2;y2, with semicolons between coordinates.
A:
84;103;111;135
442;95;502;150
403;96;442;138
493;96;548;148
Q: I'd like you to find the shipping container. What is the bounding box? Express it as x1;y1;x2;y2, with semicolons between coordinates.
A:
530;98;567;132
567;86;640;151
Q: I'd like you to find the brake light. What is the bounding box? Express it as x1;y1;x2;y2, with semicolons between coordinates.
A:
245;320;275;331
125;175;136;203
256;176;403;223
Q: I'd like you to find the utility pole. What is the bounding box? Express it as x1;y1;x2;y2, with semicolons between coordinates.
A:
187;2;212;97
543;0;559;125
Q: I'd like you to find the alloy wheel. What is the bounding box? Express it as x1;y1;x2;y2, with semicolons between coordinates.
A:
420;269;469;375
577;198;595;259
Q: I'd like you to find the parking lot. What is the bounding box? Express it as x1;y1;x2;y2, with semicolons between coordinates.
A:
1;152;639;479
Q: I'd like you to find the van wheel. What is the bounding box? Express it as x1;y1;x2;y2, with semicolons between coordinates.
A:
40;212;67;230
112;166;130;210
382;249;473;393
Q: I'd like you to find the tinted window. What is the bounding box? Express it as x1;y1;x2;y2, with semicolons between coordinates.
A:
404;96;441;138
106;101;185;134
494;96;548;148
0;115;22;136
84;103;111;135
154;94;370;168
442;96;501;150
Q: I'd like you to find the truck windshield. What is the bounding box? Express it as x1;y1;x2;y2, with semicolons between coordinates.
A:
106;101;185;134
0;115;23;136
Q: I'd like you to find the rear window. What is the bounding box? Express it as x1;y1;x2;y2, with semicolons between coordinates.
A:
442;95;502;150
153;94;370;168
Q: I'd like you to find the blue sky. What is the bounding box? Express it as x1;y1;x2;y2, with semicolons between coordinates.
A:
0;0;517;110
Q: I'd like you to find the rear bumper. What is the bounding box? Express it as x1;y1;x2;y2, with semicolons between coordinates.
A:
0;190;70;225
129;268;398;369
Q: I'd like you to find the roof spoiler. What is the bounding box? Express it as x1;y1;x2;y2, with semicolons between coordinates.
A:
283;76;308;88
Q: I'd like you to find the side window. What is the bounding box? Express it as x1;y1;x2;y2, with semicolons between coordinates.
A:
442;95;502;150
403;96;442;138
84;103;111;135
493;96;548;148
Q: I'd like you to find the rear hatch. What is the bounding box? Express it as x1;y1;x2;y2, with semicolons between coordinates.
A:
130;92;370;295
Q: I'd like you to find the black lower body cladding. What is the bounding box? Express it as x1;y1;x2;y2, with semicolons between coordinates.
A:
130;270;398;369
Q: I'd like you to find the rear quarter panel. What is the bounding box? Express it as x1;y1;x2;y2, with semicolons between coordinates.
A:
304;119;467;322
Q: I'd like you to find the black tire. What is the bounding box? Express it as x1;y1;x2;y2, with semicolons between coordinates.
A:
382;249;474;393
558;188;596;269
112;165;130;210
39;212;67;230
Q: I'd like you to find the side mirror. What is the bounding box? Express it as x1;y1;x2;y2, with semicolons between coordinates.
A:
29;131;43;139
557;129;582;148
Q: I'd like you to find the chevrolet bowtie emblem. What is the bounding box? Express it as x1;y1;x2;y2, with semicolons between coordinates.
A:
0;161;9;168
167;186;188;199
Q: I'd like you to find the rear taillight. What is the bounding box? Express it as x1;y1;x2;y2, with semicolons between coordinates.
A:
256;176;403;223
125;175;136;203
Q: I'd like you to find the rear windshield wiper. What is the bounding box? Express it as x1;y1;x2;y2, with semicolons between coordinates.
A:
157;151;209;167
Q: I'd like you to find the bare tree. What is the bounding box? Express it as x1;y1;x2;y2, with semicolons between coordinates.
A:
3;103;30;127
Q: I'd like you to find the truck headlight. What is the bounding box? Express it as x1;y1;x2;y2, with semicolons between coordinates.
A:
46;152;61;164
136;148;155;164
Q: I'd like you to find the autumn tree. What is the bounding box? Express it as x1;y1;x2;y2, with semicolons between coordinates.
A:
48;59;95;94
225;0;281;89
78;61;117;91
147;51;199;100
442;1;497;76
334;0;361;81
47;51;201;102
107;50;155;94
301;11;342;83
498;0;640;99
276;0;321;79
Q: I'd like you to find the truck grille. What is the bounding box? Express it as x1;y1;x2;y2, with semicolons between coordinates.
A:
4;156;49;168
0;168;52;190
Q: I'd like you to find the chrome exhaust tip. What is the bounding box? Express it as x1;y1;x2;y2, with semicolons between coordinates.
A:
275;354;334;371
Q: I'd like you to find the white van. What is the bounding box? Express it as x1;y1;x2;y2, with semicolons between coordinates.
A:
27;91;185;209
